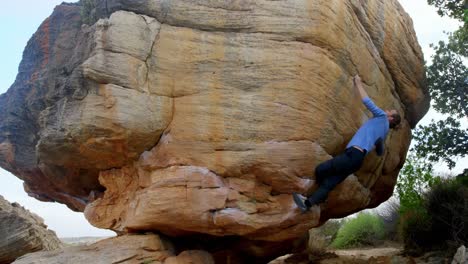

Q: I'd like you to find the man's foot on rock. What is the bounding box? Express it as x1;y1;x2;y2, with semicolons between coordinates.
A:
293;193;310;213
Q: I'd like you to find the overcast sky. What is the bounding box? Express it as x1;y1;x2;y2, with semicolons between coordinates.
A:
0;0;464;238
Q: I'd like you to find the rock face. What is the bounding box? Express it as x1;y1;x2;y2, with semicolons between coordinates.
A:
0;0;429;262
13;234;214;264
0;195;62;264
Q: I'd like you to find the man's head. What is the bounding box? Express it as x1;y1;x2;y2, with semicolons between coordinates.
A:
386;110;401;129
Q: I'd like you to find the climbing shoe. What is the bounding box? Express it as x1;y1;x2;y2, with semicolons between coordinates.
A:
293;193;310;213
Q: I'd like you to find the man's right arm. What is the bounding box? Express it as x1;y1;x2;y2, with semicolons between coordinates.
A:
353;75;386;117
353;75;368;100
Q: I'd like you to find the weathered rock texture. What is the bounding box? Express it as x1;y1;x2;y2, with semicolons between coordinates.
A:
0;195;62;264
13;234;214;264
0;0;429;262
269;247;466;264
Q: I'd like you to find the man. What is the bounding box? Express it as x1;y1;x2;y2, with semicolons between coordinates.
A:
293;74;401;212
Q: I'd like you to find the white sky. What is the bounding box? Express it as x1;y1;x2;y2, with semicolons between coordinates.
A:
0;0;465;237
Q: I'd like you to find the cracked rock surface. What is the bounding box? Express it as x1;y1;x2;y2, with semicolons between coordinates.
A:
0;0;429;262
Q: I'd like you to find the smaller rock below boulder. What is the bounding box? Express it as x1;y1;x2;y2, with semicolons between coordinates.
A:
0;195;62;264
13;234;214;264
452;245;467;264
165;250;215;264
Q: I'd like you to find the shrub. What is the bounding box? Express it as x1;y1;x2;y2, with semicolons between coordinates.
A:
399;177;468;255
456;169;468;185
398;208;434;255
80;0;98;25
425;177;467;246
330;213;386;249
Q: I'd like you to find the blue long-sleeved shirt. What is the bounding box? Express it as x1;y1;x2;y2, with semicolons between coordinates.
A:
346;97;389;155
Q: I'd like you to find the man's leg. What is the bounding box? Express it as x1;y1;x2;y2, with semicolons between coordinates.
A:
305;173;347;207
293;156;343;211
293;177;342;212
315;158;335;185
293;148;363;212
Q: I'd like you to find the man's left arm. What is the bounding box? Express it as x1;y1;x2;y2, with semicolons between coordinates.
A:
375;138;384;156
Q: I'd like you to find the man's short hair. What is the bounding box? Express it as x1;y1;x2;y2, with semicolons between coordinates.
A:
390;111;401;129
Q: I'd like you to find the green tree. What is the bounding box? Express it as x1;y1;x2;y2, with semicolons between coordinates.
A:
413;117;467;169
396;155;440;214
412;1;468;170
427;0;468;21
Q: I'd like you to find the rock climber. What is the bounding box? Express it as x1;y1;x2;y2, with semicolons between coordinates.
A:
293;74;401;212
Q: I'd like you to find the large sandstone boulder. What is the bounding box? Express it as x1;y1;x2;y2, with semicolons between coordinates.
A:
0;195;62;264
0;0;429;262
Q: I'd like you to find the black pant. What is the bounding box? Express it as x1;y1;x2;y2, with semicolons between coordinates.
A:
305;147;365;206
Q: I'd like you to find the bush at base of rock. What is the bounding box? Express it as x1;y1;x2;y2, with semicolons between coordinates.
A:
398;208;433;255
426;177;467;246
330;213;386;249
399;176;468;255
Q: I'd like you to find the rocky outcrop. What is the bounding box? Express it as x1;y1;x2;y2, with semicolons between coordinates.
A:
0;195;62;264
269;247;468;264
0;0;429;262
13;234;214;264
452;245;467;264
